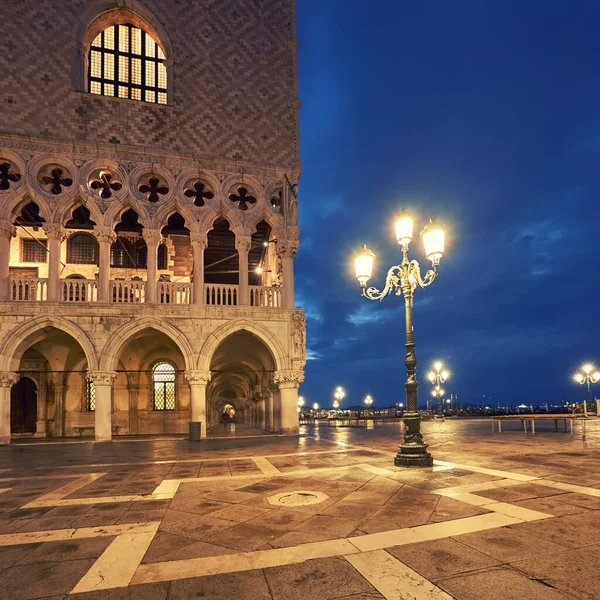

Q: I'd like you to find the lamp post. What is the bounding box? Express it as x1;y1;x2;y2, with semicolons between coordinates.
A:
427;362;449;418
298;396;305;416
574;364;600;413
364;394;373;417
334;386;345;411
354;211;445;467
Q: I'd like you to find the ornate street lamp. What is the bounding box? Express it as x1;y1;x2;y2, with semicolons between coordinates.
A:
427;362;449;418
364;394;373;417
354;212;445;467
574;364;600;408
333;386;345;412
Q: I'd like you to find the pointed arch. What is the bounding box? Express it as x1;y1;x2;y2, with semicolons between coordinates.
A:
99;317;195;372
153;203;199;233
55;196;103;228
0;316;98;372
2;194;52;224
198;320;286;372
104;199;150;229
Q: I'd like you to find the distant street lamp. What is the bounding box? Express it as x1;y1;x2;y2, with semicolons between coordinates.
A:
334;386;345;411
427;362;449;418
312;402;319;412
298;396;305;407
574;364;600;408
354;211;446;467
364;394;373;417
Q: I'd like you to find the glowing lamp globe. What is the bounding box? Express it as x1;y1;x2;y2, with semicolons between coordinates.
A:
441;370;449;381
575;373;584;383
355;246;375;287
583;364;593;374
421;220;445;265
394;212;414;246
594;372;600;383
427;372;435;383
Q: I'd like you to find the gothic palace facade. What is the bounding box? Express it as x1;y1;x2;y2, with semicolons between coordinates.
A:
0;0;305;443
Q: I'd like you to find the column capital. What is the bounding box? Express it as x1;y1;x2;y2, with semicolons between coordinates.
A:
190;232;208;249
185;370;211;385
0;372;19;388
93;226;117;245
277;241;299;259
87;371;118;386
0;221;16;239
235;235;252;254
42;223;66;241
273;370;304;390
142;229;163;247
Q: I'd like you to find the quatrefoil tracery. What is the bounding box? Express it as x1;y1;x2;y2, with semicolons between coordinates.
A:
229;186;256;211
41;167;73;195
90;171;123;199
184;181;214;207
0;162;21;191
139;176;169;203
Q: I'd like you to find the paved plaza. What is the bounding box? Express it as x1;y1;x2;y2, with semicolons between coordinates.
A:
0;419;599;599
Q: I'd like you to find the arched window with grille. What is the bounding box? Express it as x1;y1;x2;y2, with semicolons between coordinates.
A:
110;237;147;268
152;362;176;411
157;243;168;270
89;24;167;104
67;233;99;264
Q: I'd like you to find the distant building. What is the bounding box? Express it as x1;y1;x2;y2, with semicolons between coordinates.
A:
0;0;304;442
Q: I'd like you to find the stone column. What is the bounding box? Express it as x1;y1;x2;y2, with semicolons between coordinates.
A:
274;371;304;435
235;235;252;306
265;387;274;432
127;374;139;435
143;229;162;304
35;377;48;437
0;222;15;301
278;242;299;309
43;224;66;302
88;372;117;441
0;372;19;445
53;377;66;438
185;371;211;438
94;227;116;303
258;392;267;431
191;233;207;305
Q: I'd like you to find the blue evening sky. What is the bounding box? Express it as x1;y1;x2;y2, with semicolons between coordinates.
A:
294;1;600;408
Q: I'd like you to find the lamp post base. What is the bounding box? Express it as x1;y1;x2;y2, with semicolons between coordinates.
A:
394;451;433;468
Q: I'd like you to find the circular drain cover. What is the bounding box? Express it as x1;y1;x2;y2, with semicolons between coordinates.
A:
268;490;329;507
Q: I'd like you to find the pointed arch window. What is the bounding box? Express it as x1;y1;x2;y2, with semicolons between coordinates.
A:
152;362;176;411
89;24;167;104
157;243;168;270
67;233;99;265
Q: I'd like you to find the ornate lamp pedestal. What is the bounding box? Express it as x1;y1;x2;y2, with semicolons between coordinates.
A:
354;213;446;468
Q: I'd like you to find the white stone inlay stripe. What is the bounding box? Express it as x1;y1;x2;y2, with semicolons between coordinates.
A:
131;538;360;585
346;549;452;600
0;522;159;547
432;460;538;482
71;523;159;594
536;479;600;497
252;456;280;475
358;464;397;477
23;473;106;508
347;512;522;553
0;488;10;494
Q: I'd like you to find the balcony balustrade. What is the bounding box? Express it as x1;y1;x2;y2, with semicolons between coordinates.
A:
7;277;283;308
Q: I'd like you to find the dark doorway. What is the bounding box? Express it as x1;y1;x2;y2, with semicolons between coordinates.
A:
11;377;37;433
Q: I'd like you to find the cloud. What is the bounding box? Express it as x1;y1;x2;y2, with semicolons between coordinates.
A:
346;303;395;326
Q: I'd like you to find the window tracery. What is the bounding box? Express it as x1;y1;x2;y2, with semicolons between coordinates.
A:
152;362;176;410
89;24;167;105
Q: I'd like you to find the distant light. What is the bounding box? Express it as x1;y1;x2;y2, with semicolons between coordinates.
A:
255;267;263;274
313;403;319;410
263;241;269;247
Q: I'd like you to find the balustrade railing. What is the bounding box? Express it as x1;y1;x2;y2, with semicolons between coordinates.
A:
61;279;97;302
159;281;192;304
250;286;282;308
205;283;238;306
10;277;47;301
111;280;145;303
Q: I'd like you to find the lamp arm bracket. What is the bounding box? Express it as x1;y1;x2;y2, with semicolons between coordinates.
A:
362;265;403;301
409;260;438;288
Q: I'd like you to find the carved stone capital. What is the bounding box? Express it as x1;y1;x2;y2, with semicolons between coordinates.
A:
190;232;208;249
87;371;118;386
0;372;19;388
93;226;117;245
142;229;163;247
42;224;66;242
0;221;16;239
273;370;304;389
235;235;252;254
277;241;299;259
185;370;211;385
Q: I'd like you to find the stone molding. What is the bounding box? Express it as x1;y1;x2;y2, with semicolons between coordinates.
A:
235;236;252;254
42;224;66;242
0;221;15;239
93;226;117;245
0;372;19;388
273;370;304;389
142;229;163;247
190;232;208;249
184;370;211;385
87;371;118;386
